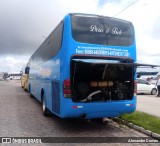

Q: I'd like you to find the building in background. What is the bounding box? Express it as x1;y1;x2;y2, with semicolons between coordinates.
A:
0;72;4;80
0;72;9;80
9;73;21;80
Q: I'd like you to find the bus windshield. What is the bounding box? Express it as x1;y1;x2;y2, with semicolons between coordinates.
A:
71;14;134;46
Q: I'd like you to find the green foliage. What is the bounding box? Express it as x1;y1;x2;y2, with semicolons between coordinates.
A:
120;111;160;134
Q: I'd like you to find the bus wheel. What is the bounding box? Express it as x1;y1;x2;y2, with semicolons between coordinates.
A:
42;95;48;117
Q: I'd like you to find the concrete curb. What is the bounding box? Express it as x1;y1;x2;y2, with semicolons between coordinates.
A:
113;117;160;140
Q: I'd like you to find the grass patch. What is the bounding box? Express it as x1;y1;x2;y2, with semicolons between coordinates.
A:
120;111;160;134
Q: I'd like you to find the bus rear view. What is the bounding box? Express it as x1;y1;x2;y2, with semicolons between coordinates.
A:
28;13;137;121
61;14;136;119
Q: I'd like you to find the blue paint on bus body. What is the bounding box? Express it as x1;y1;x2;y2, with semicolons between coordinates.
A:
28;13;137;119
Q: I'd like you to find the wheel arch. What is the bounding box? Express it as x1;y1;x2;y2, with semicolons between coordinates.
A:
151;88;157;95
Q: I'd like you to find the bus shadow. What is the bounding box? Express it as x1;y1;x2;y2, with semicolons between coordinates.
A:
29;95;121;134
49;113;120;133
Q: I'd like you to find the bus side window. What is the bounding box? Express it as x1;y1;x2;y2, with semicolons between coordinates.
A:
52;21;63;56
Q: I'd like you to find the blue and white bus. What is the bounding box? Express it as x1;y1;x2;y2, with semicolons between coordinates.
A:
28;13;137;120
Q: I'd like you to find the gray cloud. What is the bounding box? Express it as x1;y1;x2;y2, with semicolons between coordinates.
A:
0;0;64;56
0;0;160;73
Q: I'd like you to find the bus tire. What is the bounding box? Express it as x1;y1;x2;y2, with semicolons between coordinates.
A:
42;95;48;117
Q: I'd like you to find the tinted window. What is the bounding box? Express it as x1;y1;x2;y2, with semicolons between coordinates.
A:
30;21;63;67
71;15;134;46
52;21;63;54
137;79;148;84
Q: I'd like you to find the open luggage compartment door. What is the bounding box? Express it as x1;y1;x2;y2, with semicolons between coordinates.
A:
70;55;136;102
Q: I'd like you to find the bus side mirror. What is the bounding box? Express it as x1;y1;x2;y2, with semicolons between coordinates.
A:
25;67;30;74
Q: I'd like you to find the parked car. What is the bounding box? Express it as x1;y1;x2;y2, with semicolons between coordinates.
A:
137;78;157;95
150;77;158;85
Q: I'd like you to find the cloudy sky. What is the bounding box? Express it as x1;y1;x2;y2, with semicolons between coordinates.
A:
0;0;160;73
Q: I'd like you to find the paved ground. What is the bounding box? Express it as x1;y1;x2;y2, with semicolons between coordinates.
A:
0;80;159;145
136;94;160;117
